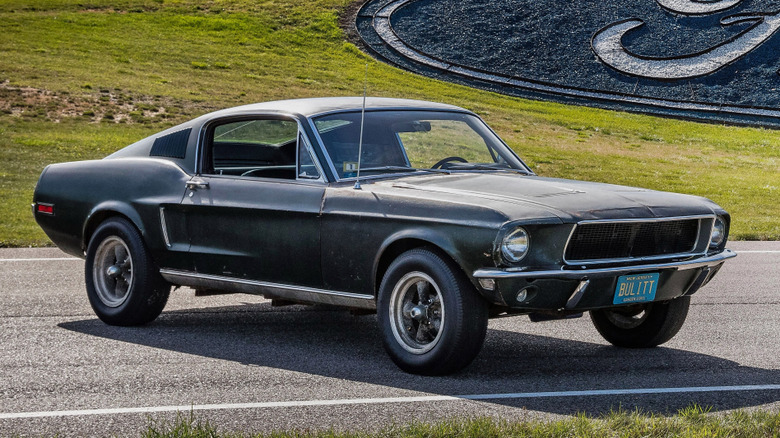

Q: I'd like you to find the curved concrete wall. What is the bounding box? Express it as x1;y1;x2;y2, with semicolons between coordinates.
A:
356;0;780;127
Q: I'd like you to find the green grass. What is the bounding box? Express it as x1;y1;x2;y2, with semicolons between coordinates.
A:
1;0;779;246
142;406;780;437
0;120;152;246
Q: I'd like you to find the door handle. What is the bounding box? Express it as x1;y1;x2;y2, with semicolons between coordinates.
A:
186;180;210;190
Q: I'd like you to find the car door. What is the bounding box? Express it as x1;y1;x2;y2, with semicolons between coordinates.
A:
181;115;326;288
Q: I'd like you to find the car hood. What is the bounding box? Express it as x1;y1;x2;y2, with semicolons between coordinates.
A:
374;172;720;223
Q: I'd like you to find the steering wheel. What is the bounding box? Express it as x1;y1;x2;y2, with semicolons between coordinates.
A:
431;156;468;169
241;169;263;177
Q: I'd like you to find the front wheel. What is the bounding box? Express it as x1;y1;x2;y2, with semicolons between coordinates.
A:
377;248;488;375
590;296;690;348
85;217;170;326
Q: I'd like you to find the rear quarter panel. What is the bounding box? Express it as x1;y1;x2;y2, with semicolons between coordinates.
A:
33;158;191;265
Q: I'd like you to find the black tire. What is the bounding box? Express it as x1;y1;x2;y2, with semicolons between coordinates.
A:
590;296;690;348
85;217;170;326
377;248;488;375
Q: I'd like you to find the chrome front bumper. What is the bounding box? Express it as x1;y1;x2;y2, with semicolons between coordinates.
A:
473;249;736;280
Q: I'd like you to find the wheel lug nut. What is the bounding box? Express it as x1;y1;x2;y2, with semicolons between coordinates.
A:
106;265;122;278
410;305;426;321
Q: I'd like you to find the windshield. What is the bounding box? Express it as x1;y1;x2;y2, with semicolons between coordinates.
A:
312;110;530;179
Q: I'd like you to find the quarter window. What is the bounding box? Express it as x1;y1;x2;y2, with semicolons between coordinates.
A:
297;134;321;180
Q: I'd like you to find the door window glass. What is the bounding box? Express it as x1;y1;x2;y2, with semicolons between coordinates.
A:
209;119;298;179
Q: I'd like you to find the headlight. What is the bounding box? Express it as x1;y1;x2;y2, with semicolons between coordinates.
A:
501;227;530;263
710;216;726;248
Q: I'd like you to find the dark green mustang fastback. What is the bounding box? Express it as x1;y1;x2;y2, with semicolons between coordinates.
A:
33;97;735;374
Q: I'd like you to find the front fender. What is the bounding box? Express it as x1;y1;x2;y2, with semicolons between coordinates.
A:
372;225;499;297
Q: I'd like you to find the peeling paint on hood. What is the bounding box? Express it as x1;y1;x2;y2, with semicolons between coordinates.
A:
378;172;717;222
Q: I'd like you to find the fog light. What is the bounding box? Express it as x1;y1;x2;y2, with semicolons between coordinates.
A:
478;278;496;291
516;289;528;303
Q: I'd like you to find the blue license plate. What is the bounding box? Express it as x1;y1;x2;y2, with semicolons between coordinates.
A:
614;273;659;305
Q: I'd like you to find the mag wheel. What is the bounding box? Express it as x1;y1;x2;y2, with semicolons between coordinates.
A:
92;236;135;308
378;248;488;375
590;296;690;348
85;217;170;326
389;271;445;355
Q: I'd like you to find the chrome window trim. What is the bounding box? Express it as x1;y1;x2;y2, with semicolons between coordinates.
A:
195;113;326;184
307;106;475;120
475;114;535;175
297;131;326;183
190;172;327;187
159;269;376;309
562;214;715;266
306;117;340;182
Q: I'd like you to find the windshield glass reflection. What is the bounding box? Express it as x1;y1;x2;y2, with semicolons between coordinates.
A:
313;110;529;179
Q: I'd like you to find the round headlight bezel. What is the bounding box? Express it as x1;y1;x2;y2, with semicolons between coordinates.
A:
500;227;530;264
710;216;726;248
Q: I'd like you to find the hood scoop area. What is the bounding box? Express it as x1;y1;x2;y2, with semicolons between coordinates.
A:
392;180;584;199
531;188;585;198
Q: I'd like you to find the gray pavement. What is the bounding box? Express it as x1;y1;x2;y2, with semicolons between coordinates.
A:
0;242;778;437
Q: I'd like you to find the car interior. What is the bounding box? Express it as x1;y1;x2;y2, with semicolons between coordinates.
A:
207;118;299;180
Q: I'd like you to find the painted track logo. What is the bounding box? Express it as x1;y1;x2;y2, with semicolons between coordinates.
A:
356;0;780;126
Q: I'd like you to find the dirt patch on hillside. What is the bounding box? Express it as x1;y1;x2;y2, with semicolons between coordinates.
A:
338;0;373;53
0;81;215;124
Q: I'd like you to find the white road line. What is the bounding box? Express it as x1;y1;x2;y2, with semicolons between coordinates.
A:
1;384;779;420
0;257;81;262
735;251;780;253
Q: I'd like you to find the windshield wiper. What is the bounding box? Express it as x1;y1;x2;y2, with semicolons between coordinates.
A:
358;166;451;175
447;163;532;175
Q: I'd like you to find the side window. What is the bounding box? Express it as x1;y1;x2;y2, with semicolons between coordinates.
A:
208;118;298;179
297;134;321;180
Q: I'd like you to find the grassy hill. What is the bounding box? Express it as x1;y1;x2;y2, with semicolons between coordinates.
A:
1;0;779;246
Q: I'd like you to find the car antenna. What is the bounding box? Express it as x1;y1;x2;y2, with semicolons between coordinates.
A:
354;63;368;190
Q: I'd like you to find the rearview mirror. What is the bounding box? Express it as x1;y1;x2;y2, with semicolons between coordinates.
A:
393;121;431;132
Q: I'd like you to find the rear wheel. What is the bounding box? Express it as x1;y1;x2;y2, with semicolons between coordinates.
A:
377;248;488;375
85;217;170;326
590;296;690;348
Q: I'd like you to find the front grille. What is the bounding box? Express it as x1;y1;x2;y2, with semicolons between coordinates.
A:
565;219;700;263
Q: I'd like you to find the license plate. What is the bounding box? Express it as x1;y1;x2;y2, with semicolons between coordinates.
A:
614;273;659;305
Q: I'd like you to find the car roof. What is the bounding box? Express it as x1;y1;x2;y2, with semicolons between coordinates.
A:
201;97;471;118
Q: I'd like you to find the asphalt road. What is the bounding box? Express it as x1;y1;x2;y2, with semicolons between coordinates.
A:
1;242;778;437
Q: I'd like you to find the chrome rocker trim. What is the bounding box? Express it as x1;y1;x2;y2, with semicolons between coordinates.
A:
473;249;736;280
159;269;376;309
